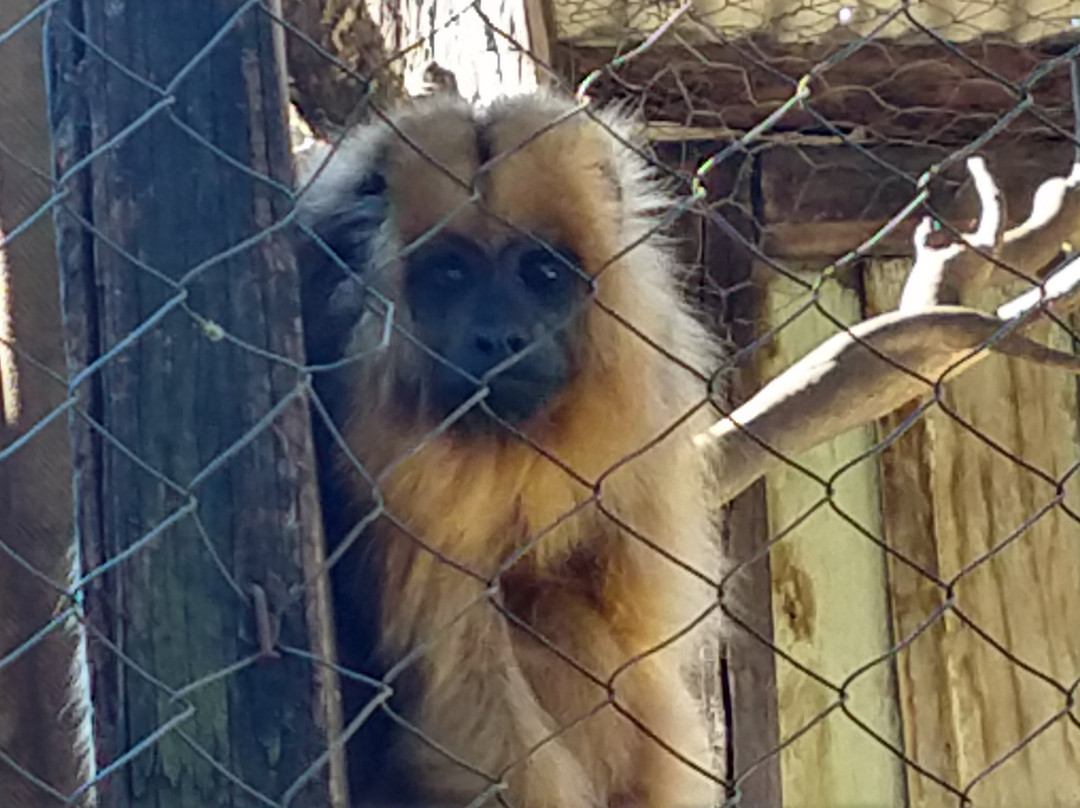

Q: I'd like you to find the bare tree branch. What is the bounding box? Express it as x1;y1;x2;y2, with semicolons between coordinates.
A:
697;156;1080;504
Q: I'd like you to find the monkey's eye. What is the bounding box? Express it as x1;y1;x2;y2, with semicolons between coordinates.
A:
414;251;473;289
439;262;467;285
518;249;576;295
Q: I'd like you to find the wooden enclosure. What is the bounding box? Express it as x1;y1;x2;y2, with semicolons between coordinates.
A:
660;136;1080;805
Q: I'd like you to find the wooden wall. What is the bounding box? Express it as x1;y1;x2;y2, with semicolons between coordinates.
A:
867;265;1080;807
656;125;1080;805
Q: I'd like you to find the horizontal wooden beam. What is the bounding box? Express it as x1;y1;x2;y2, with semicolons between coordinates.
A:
556;34;1077;146
756;139;1077;258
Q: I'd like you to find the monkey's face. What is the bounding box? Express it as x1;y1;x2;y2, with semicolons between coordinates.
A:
403;233;590;429
297;95;647;440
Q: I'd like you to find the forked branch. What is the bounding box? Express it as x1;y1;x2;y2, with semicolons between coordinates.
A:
697;156;1080;504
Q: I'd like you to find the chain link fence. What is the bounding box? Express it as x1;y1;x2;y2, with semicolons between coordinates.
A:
1;0;1079;806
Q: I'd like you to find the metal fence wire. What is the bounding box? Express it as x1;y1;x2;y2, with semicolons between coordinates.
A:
2;0;1080;806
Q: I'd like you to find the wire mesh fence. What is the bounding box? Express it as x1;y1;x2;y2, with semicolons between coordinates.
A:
2;0;1080;806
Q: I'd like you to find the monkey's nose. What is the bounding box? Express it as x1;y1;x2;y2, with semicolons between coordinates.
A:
474;331;529;357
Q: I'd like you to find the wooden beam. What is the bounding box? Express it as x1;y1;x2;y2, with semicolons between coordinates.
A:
864;261;961;808
654;139;784;805
643;136;1078;261
755;140;1077;258
554;34;1077;145
48;3;344;805
722;481;783;807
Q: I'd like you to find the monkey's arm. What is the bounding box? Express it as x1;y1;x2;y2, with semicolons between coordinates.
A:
379;548;598;808
695;156;1080;503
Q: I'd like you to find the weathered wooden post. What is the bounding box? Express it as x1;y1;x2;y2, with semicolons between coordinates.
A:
46;2;344;804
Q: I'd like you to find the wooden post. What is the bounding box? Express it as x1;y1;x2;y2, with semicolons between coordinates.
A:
47;2;344;806
0;3;92;805
755;263;905;808
654;139;784;805
698;148;784;808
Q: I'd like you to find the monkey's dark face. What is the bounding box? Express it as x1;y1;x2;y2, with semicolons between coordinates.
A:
403;233;590;430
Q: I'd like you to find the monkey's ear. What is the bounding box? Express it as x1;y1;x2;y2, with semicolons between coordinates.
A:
295;169;389;365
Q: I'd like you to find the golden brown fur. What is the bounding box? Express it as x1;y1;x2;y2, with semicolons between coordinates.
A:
300;93;722;808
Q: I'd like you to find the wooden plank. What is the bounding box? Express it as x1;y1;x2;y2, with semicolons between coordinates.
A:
552;35;1076;145
865;260;961;808
756;265;905;807
692;142;784;807
48;3;344;806
655;139;784;805
757;141;1076;259
634;139;1077;262
0;4;91;805
867;261;1080;806
722;480;784;807
553;0;1080;49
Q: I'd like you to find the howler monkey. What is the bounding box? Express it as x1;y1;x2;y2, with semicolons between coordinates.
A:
296;91;723;808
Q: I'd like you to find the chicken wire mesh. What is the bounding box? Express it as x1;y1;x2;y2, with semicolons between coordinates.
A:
0;0;1079;807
